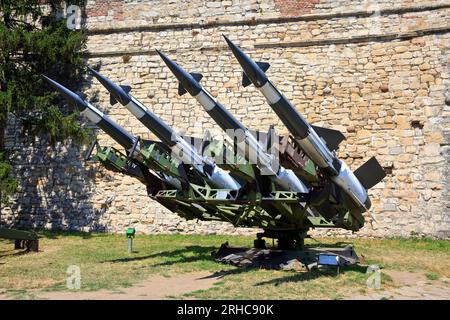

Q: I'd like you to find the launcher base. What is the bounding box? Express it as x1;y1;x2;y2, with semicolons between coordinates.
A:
213;242;359;271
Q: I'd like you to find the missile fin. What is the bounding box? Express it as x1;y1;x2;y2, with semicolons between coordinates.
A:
242;62;270;87
178;83;187;96
257;62;270;72
201;129;211;154
266;125;275;151
311;125;346;151
242;73;252;87
127;135;140;160
84;139;98;162
177;163;190;181
178;73;202;96
354;156;386;189
203;163;215;177
121;85;132;94
110;95;118;105
110;85;131;105
190;73;203;83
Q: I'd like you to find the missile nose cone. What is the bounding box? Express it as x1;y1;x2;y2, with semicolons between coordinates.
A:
87;67;131;106
222;35;239;55
42;75;88;112
156;49;202;96
155;49;168;65
222;35;268;88
86;66;97;74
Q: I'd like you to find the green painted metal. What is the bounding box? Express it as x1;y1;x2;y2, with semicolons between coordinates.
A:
89;134;368;246
0;227;39;252
0;227;38;241
126;228;136;238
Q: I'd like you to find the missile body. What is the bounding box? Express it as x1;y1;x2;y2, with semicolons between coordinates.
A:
43;75;182;190
223;37;374;211
157;50;308;194
88;68;241;190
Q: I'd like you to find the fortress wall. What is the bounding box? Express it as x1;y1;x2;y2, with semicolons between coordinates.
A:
3;0;449;238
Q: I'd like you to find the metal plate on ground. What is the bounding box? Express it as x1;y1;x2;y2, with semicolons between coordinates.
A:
213;242;359;271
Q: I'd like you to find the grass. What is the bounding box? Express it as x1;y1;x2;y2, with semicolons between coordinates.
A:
0;232;449;299
425;272;440;281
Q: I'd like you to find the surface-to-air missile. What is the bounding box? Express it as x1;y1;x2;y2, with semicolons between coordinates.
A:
223;35;386;217
42;76;227;222
156;50;309;195
43;75;281;227
43;38;386;268
87;68;241;191
43;75;181;189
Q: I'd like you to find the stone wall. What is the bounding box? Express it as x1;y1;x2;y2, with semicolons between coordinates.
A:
83;0;447;29
2;0;449;238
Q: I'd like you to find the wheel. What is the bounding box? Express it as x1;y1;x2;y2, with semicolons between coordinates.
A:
14;240;23;250
25;240;39;252
254;238;266;249
277;238;294;250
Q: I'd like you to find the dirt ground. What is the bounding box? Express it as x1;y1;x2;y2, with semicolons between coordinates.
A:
1;269;448;300
0;271;219;300
348;270;450;300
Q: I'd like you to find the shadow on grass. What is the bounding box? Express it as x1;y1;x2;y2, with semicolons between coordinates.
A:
105;243;369;282
39;230;93;239
0;249;30;259
105;246;218;265
199;267;254;279
255;264;368;286
304;242;356;248
201;263;369;285
104;245;260;279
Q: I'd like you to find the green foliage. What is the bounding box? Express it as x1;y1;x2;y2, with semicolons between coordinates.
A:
0;0;88;204
24;106;90;145
0;153;18;205
0;1;87;122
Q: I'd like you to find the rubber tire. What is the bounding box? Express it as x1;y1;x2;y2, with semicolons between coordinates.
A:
254;239;266;249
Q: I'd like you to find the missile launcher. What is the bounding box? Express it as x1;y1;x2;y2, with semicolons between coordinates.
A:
43;38;385;258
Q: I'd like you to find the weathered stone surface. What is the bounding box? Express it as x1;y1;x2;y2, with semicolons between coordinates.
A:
2;0;449;239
